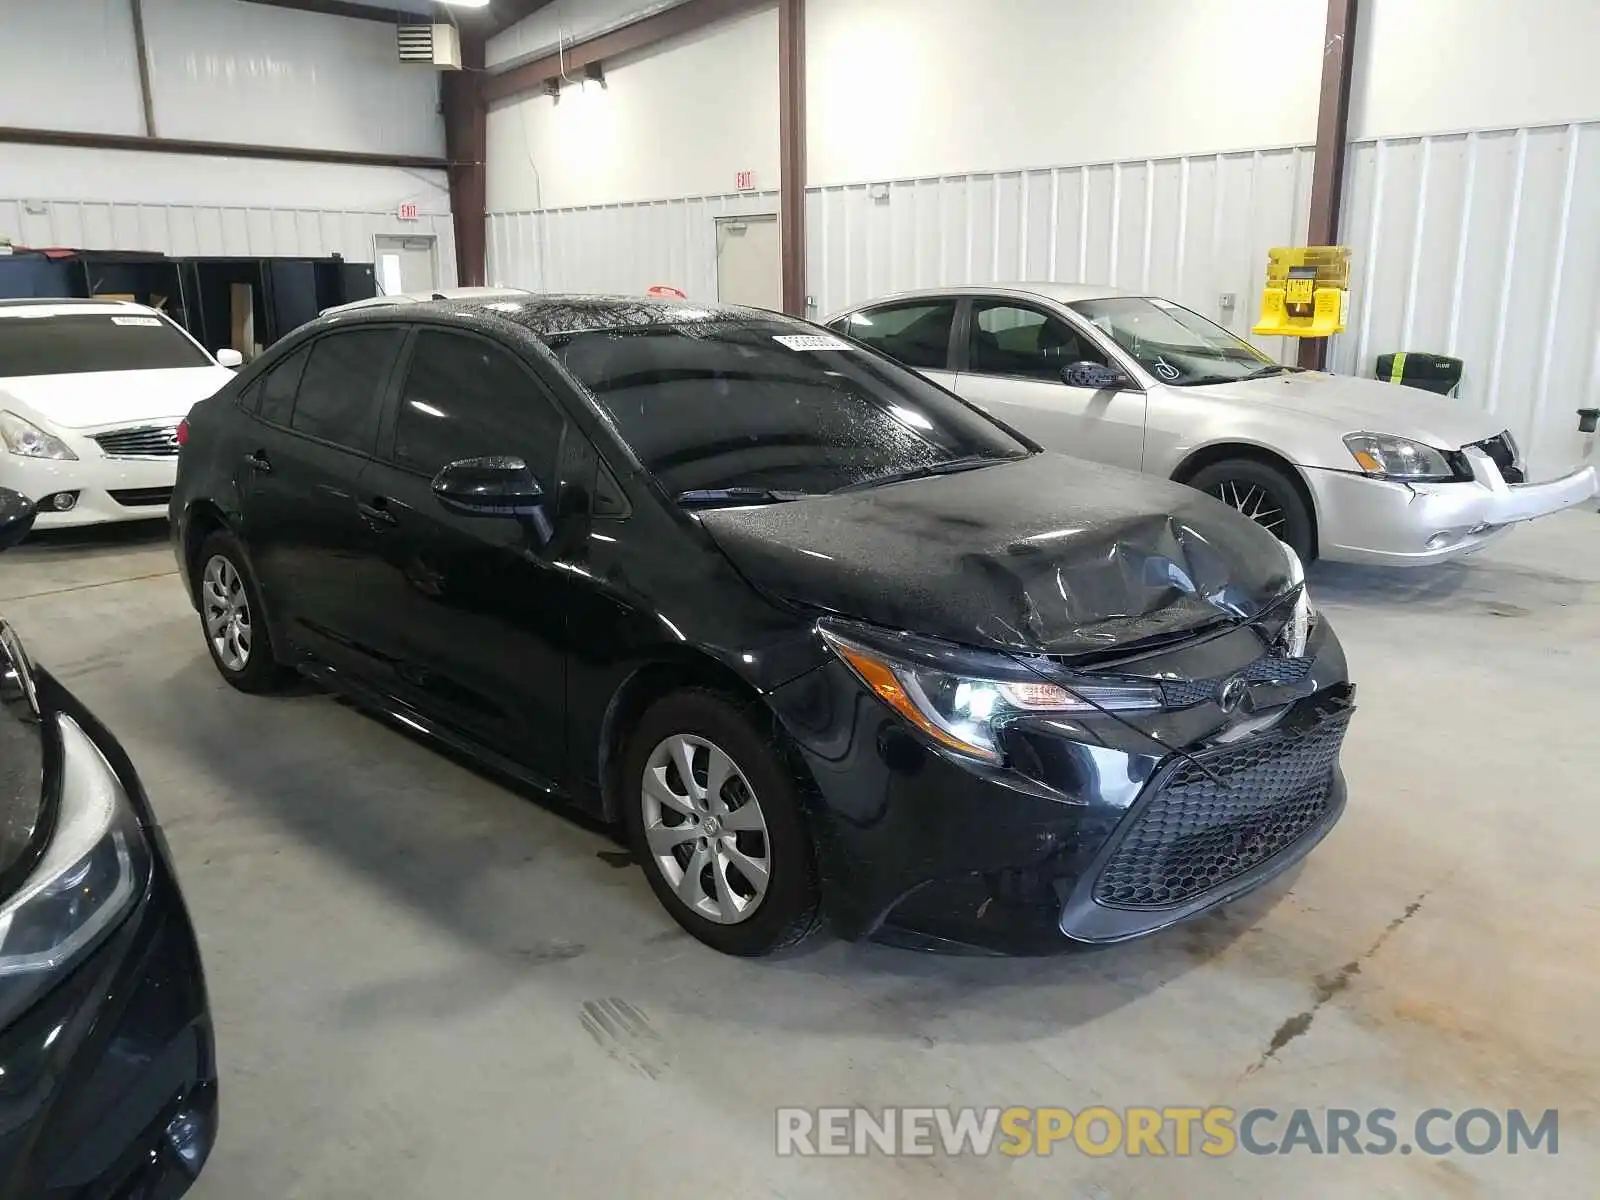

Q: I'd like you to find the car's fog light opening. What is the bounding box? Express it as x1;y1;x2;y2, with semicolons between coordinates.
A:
163;1094;215;1176
42;491;78;512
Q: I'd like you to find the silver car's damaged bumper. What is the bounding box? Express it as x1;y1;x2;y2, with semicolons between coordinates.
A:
1305;448;1598;566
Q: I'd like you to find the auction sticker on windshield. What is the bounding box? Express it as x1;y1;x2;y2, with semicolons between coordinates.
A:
773;334;854;352
110;316;163;327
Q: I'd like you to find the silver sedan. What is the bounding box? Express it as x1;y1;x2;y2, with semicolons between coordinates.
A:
826;284;1597;566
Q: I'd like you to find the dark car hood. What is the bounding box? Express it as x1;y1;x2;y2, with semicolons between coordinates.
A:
698;453;1293;657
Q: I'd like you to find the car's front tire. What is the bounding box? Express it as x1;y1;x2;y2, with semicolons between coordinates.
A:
194;530;292;693
1188;457;1315;563
622;689;821;956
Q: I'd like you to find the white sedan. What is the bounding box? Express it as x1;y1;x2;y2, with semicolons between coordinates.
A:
827;284;1598;566
0;299;239;530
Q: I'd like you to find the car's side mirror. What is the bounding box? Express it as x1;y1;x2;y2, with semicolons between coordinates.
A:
1061;361;1129;389
432;456;545;518
216;348;244;368
0;488;37;552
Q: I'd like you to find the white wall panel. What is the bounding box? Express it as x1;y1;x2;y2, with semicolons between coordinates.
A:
486;8;778;211
0;193;455;281
0;0;143;135
807;0;1324;186
488;0;679;68
1333;122;1600;477
488;144;1311;358
487;191;780;297
140;0;444;155
0;144;450;213
1352;0;1600;140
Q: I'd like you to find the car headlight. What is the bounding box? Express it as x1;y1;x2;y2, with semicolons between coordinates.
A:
0;711;151;1030
0;411;77;461
818;621;1161;763
1280;542;1314;658
1343;432;1453;481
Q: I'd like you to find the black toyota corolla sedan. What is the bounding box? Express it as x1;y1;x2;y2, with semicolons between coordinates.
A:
0;488;216;1194
170;295;1353;956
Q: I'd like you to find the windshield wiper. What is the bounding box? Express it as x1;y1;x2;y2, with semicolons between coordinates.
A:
674;487;815;508
1239;364;1289;380
831;454;1014;494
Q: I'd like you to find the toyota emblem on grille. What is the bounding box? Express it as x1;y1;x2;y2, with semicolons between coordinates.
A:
1217;675;1249;714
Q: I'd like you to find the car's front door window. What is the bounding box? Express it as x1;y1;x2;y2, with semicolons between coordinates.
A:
834;302;956;370
967;303;1108;383
391;331;564;485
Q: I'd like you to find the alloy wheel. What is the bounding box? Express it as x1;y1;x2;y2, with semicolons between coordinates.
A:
202;554;252;672
640;734;771;925
1209;479;1288;537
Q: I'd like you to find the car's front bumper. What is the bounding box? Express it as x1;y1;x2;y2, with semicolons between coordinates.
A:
1;451;177;530
3;670;218;1197
767;618;1353;954
1306;448;1598;566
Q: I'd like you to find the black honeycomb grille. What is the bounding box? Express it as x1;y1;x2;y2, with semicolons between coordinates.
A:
1093;707;1351;908
1157;652;1314;710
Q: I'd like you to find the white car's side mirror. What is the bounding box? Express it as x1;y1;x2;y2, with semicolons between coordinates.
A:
216;348;244;369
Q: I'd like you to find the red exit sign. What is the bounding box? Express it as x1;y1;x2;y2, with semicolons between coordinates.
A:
397;201;420;221
735;170;756;192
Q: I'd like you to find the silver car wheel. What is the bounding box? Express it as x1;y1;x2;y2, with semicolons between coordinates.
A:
641;733;771;925
202;554;252;672
1210;480;1288;537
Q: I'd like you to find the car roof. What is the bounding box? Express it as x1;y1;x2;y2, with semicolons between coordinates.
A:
831;282;1138;314
321;287;532;313
0;298;159;319
319;292;801;340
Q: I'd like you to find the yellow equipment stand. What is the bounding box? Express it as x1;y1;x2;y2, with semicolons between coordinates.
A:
1253;246;1351;338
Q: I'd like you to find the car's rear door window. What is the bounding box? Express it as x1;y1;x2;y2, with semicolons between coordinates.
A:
833;302;956;370
254;344;311;425
389;330;564;484
287;329;402;453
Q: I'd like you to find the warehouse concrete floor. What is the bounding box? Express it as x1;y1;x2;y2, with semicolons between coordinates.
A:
4;510;1597;1199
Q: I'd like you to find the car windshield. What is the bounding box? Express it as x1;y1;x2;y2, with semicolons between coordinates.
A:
550;319;1030;499
0;311;212;378
1070;296;1281;386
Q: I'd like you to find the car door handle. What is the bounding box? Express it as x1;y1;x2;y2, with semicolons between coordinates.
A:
244;451;272;473
357;498;398;530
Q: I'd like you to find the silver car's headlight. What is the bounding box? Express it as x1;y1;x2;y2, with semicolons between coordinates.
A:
1280;542;1314;658
1343;432;1454;481
819;622;1161;763
0;411;77;461
0;713;152;1029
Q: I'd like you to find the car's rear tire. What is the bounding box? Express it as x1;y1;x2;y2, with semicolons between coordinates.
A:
195;530;292;693
622;689;821;956
1187;458;1315;563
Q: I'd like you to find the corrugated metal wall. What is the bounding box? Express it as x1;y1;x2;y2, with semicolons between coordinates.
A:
488;146;1314;360
487;127;1600;475
487;190;782;296
1333;121;1600;474
0;197;457;283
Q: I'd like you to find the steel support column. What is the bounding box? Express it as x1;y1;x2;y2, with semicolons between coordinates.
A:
778;0;806;316
1299;0;1360;369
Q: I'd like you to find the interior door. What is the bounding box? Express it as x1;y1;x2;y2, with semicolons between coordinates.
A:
952;299;1147;470
715;216;782;311
830;299;959;391
373;235;439;296
357;328;573;780
238;327;404;680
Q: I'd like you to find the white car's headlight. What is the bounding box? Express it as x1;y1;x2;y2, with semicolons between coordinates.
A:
0;411;77;461
1343;432;1453;481
1280;541;1314;659
818;622;1161;764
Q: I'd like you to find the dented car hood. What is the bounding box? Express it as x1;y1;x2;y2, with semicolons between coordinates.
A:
698;453;1293;656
